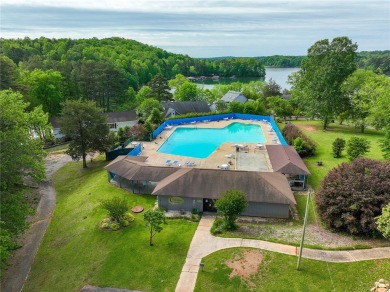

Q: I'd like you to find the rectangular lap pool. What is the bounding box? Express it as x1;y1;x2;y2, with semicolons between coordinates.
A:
157;122;266;158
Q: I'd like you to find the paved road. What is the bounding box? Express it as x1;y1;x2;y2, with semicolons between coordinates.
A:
175;214;390;292
1;154;72;292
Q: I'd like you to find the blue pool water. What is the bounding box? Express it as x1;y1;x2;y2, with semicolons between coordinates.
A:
157;122;266;158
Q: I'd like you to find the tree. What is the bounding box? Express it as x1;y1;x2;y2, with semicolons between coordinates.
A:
262;78;281;98
144;208;166;246
59;100;113;168
332;138;346;158
174;82;198;101
341;69;377;133
290;37;358;129
215;189;248;230
0;90;48;268
376;204;390;239
24;69;64;116
101;197;129;222
315;158;390;236
148;107;163;125
0;90;47;191
0;55;19;90
137;98;163;121
346;137;370;161
148;73;173;101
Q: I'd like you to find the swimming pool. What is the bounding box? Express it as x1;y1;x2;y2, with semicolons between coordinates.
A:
157;122;266;158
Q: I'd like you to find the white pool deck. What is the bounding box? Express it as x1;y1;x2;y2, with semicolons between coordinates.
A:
130;119;281;172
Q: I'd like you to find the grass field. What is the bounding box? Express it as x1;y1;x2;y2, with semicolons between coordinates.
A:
23;157;198;292
195;247;390;292
290;120;385;189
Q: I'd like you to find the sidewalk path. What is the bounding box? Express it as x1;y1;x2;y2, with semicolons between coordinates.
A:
1;154;72;292
175;214;390;292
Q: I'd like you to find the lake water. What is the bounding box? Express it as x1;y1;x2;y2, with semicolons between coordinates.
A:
196;67;300;90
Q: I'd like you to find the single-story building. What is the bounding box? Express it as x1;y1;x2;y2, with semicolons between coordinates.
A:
106;110;138;132
50;110;138;138
105;155;296;218
266;145;311;190
161;101;211;118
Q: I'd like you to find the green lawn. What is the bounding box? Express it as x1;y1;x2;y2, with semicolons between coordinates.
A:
290;120;385;189
23;157;198;292
195;247;390;292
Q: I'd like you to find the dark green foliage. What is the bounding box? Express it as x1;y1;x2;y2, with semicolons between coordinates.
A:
346;137;371;161
0;222;19;272
332;138;346;158
59;100;113;168
0;37;265;114
0;55;19;90
147;108;163;125
315;158;390;236
290;37;358;129
215;189;248;231
147;73;173;101
262;78;282;98
101;197;129;222
0;90;47;190
144;208;166;246
282;123;316;157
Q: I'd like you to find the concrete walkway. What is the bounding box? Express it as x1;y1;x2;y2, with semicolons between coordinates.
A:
175;214;390;292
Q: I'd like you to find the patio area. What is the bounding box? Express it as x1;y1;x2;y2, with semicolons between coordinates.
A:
131;119;278;172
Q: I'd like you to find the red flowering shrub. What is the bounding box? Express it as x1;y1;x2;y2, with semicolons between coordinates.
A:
315;158;390;236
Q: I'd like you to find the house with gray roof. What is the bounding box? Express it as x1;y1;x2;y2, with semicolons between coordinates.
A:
105;110;138;132
221;91;247;104
161;101;211;118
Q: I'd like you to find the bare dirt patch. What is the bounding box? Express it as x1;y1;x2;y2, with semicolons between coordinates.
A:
225;250;263;280
297;124;317;132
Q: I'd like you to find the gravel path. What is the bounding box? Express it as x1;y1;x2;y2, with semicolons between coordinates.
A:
1;154;72;292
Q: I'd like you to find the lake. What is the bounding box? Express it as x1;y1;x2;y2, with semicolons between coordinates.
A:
196;67;300;90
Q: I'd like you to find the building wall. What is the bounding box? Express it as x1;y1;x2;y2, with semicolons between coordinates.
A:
158;196;203;213
158;195;290;218
242;202;290;218
108;120;138;132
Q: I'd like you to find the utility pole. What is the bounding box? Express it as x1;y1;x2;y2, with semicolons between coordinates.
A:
297;190;311;271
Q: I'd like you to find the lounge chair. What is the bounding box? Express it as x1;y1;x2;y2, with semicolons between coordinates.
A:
165;159;172;165
172;160;181;167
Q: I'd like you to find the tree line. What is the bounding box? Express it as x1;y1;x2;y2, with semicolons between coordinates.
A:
0;37;265;115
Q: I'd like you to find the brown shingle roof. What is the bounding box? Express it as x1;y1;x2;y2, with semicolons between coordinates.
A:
152;168;295;205
266;145;311;175
105;156;178;182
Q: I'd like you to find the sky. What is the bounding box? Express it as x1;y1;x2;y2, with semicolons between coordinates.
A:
1;0;389;58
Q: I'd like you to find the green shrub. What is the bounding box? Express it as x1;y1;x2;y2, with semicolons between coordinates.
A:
100;197;129;222
346;137;371;161
101;222;109;229
215;189;248;231
120;219;130;227
332;138;346;158
210;218;224;235
110;222;120;231
123;212;135;222
282;123;316;157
